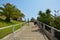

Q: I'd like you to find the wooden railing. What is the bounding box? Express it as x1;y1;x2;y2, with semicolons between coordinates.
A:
37;21;60;40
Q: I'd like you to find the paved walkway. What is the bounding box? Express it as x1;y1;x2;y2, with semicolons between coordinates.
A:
1;22;48;40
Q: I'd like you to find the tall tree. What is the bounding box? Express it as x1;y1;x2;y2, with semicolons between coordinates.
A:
37;9;60;29
37;9;54;25
30;17;35;22
0;3;24;22
0;3;16;22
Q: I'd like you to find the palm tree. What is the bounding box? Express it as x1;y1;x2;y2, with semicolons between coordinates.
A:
46;9;51;14
38;11;42;15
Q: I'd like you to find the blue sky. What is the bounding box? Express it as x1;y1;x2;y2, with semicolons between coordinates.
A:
0;0;60;20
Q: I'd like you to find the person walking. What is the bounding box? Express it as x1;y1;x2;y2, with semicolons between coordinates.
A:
34;20;37;27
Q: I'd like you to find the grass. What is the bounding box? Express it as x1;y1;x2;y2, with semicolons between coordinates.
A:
0;18;25;39
0;23;25;39
0;18;22;28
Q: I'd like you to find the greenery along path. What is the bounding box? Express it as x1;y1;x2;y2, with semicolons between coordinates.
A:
2;22;48;40
0;21;25;39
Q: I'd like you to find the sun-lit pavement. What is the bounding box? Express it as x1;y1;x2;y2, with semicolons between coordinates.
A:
1;22;48;40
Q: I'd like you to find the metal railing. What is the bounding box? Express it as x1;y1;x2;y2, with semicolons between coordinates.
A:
37;21;60;40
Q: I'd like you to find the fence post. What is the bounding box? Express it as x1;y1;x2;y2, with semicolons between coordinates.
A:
51;28;55;40
40;22;42;29
20;23;22;28
37;21;40;28
43;24;45;31
12;25;14;33
12;25;14;40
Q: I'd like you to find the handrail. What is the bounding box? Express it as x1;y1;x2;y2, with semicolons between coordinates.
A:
37;21;60;40
39;21;60;31
0;22;25;40
0;23;22;30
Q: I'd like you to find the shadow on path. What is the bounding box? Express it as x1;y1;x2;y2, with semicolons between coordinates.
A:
32;26;49;40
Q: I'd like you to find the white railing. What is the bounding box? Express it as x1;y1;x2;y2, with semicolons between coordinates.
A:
0;23;21;30
0;23;24;40
37;21;60;40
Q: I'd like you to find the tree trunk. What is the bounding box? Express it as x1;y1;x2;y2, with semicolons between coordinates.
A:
6;17;10;22
13;18;17;20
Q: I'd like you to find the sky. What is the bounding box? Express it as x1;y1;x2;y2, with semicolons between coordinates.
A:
0;0;60;20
